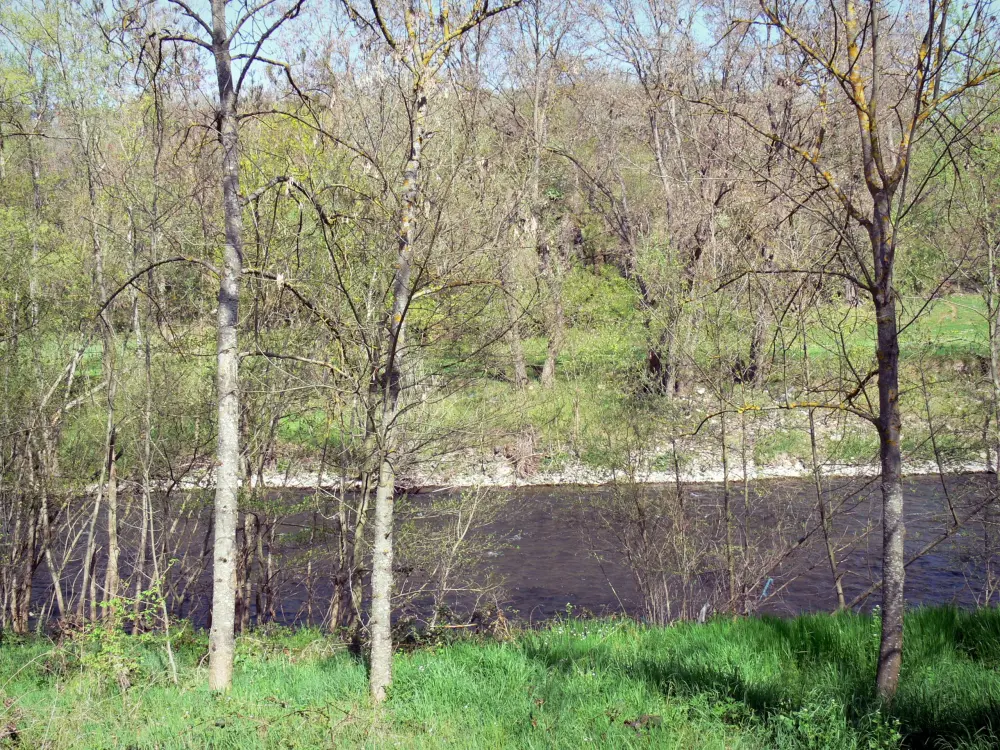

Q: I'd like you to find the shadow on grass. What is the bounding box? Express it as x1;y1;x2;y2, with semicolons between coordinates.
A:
520;610;1000;749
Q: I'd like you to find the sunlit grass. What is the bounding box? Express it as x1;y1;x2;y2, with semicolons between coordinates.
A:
37;293;995;478
1;607;999;748
804;294;988;362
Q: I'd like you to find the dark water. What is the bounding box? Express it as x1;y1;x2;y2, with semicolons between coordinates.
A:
485;473;992;620
29;472;995;627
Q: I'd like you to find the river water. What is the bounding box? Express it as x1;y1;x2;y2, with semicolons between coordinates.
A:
28;472;996;628
481;473;993;620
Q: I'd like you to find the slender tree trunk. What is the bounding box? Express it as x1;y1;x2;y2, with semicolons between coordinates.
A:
803;316;845;609
648;109;680;395
508;320;529;389
720;409;736;612
339;477;368;632
990;456;1000;606
921;370;959;526
132;481;149;627
11;508;38;634
263;522;275;621
539;240;564;389
102;427;120;616
78;114;123;618
873;226;905;701
80;444;108;621
237;511;257;631
744;294;767;384
664;324;680;394
26;139;42;326
133;145;158;628
208;0;245;692
369;457;395;702
528;44;563;390
499;260;528;388
42;496;66;620
134;65;164;630
986;239;1000;603
812;410;845;610
369;79;426;704
739;413;751;613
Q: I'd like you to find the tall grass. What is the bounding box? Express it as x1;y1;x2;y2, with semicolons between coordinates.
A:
1;607;998;748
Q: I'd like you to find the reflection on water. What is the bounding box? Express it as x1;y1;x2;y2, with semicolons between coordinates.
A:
30;473;995;627
488;473;993;620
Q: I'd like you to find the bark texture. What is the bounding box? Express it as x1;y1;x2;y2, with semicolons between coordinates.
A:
368;459;396;702
368;82;426;704
872;204;904;701
208;0;244;692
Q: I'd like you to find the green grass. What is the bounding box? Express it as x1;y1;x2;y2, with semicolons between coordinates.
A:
803;294;988;363
753;425;813;465
2;607;999;748
24;292;995;481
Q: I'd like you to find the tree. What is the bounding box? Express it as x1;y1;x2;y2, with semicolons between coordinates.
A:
596;0;737;395
502;0;578;389
339;0;523;703
724;0;1000;698
149;0;306;691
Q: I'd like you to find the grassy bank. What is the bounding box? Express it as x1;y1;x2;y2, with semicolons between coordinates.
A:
2;607;999;748
46;292;992;489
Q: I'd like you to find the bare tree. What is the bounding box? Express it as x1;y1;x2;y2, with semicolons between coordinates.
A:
719;0;1000;698
597;0;736;394
149;0;306;691
339;0;523;704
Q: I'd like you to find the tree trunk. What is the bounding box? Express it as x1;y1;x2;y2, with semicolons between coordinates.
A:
539;241;564;389
78;110;122;622
647;324;678;395
986;239;1000;603
368;458;395;702
132;469;149;628
647;108;681;396
237;511;258;631
499;259;528;388
990;459;1000;605
874;257;904;701
368;79;426;704
102;428;120;617
26;137;42;326
208;0;245;692
508;318;529;388
803;317;845;609
331;472;366;633
528;44;562;390
720;409;736;612
739;414;751;613
80;441;108;621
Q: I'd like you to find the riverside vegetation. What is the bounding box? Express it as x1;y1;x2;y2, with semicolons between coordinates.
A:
1;607;999;749
6;0;1000;740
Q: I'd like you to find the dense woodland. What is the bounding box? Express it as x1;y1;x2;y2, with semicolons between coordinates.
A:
2;0;1000;705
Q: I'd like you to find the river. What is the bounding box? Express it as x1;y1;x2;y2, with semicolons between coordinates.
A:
482;473;993;620
27;472;996;629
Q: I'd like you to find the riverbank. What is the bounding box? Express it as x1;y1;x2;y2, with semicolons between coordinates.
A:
1;607;998;748
405;454;992;489
144;453;992;492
